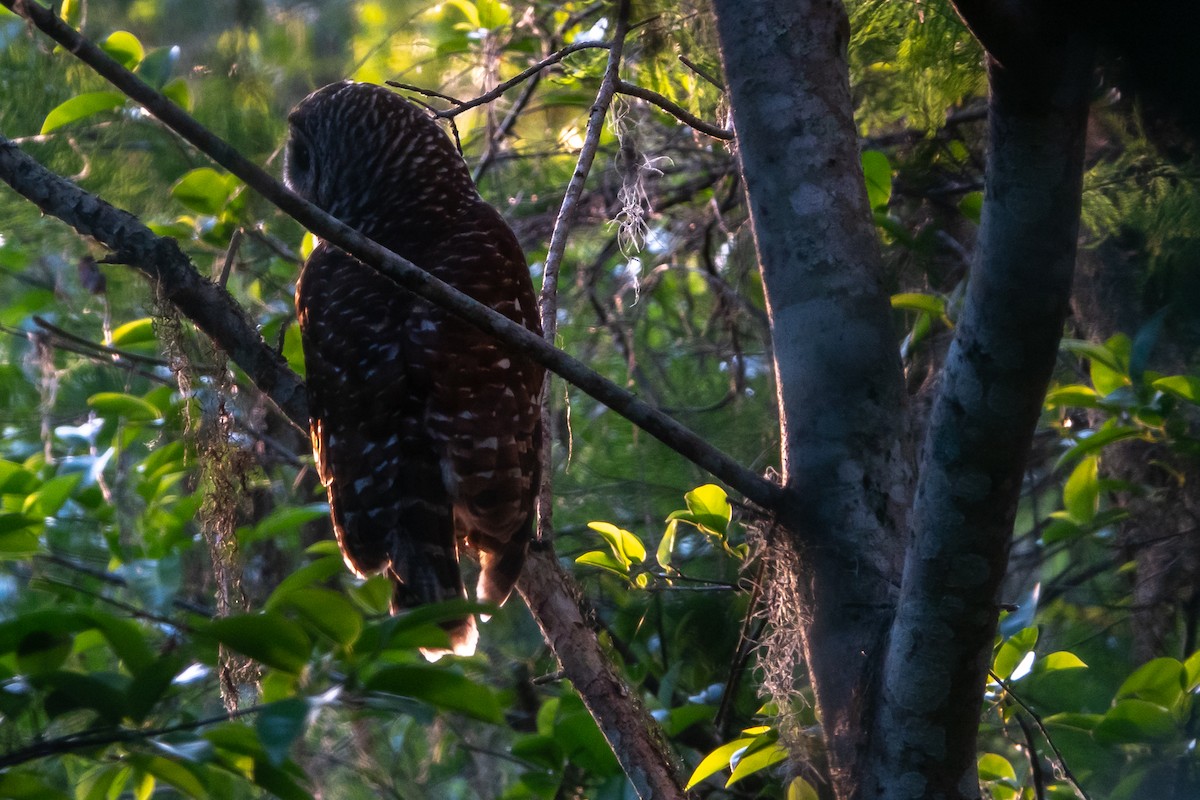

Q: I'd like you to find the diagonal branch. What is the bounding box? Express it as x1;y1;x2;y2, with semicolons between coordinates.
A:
0;136;308;428
0;0;780;514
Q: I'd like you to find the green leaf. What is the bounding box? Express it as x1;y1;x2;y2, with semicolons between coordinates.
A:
670;484;732;537
1094;699;1178;744
686;738;751;790
110;318;156;346
978;753;1017;782
256;698;310;765
656;518;678;572
59;0;82;27
23;473;81;518
1060;338;1125;374
171;168;239;215
575;549;629;576
1043;712;1102;731
1185;649;1200;691
162;78;193;111
585;521;646;566
1063;455;1099;524
1153;374;1200;404
241;503;328;546
275;587;363;647
366;665;503;723
136;46;180;89
0;772;71;800
0;460;39;493
658;703;715;737
16;630;72;675
993;626;1038;680
890;292;946;317
100;31;145;70
265;556;344;609
1054;424;1143;471
727;731;787;787
861;150;892;211
41;671;130;723
205;613;312;674
83;609;155;673
958;191;983;224
0;527;40;559
1115;657;1185;708
125;754;207;800
127;654;184;722
40;92;126;134
1044;384;1101;409
1037;651;1087;672
87;392;163;422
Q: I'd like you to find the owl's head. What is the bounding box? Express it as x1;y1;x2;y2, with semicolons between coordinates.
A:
284;81;478;242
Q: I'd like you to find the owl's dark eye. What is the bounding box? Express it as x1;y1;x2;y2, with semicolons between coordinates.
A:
284;132;316;194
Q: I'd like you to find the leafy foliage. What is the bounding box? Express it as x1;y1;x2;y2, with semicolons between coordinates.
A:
1;0;1199;798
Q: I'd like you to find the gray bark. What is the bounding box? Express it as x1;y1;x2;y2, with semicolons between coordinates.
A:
711;0;909;793
713;0;1096;797
870;32;1095;800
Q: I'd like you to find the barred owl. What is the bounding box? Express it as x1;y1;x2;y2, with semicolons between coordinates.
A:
283;81;544;658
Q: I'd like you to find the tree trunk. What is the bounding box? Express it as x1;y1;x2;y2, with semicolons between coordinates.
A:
713;0;1096;797
711;0;909;795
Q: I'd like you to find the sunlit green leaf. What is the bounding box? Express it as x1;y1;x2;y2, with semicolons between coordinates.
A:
656;518;678;573
1054;423;1143;471
125;754;207;800
1153;374;1200;404
978;753;1017;782
993;626;1037;680
890;292;946;317
1045;384;1100;409
727;730;786;787
110;317;156;347
575;549;629;576
686;738;751;790
40;92;126;134
861;150;892;211
958;191;983;224
1062;455;1099;524
171;168;240;215
1037;651;1087;672
586;521;646;566
669;484;732;537
101;31;145;69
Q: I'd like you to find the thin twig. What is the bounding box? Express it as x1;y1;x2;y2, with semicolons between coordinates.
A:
1013;704;1048;800
390;41;609;120
989;670;1091;800
679;55;725;91
30;316;170;367
614;79;733;140
0;702;265;769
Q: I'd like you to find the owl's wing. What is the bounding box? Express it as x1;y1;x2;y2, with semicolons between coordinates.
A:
296;243;476;657
420;211;545;608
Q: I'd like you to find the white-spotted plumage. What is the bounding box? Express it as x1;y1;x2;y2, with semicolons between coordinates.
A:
285;81;544;659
